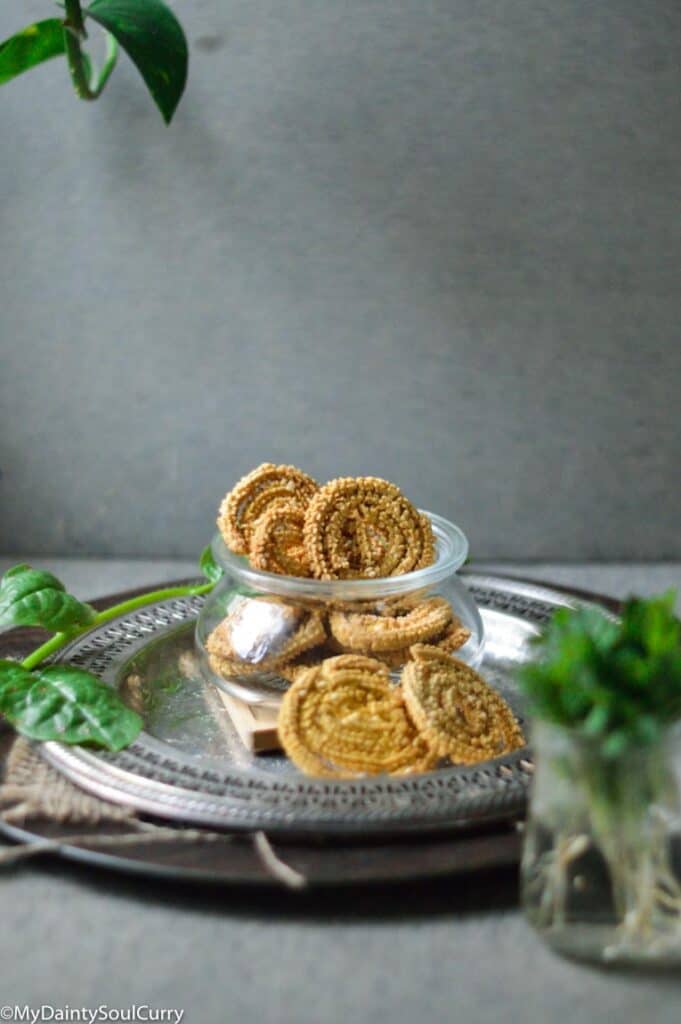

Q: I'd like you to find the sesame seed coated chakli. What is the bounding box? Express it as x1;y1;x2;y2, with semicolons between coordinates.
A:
303;477;435;579
278;655;438;777
329;596;453;653
206;599;326;677
370;618;472;669
218;463;319;555
401;646;525;763
250;504;312;577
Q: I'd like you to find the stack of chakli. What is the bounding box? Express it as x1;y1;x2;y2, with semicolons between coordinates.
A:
207;464;521;774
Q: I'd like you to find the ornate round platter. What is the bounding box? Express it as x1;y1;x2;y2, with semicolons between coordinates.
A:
33;573;613;836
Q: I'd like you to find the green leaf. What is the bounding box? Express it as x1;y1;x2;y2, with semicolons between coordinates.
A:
0;19;66;87
0;565;96;632
199;545;223;584
582;703;610;737
0;660;143;751
4;564;32;578
601;731;629;760
85;0;187;123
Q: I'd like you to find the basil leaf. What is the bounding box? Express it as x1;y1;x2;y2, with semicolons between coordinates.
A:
85;0;187;123
4;564;32;578
0;566;96;631
0;660;33;695
0;19;66;87
199;545;223;584
0;660;143;751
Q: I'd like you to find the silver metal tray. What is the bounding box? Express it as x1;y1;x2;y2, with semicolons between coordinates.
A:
39;574;605;835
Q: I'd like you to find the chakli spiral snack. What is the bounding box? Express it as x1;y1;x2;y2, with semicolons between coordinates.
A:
278;646;335;684
329;596;453;653
303;477;435;579
250;504;312;577
218;463;319;555
401;645;525;763
435;621;472;655
206;596;326;677
278;654;438;777
321;593;422;615
370;618;472;670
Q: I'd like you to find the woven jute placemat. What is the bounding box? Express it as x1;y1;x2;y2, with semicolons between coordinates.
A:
0;735;306;887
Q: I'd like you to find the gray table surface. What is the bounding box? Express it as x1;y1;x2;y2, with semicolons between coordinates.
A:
1;559;680;1024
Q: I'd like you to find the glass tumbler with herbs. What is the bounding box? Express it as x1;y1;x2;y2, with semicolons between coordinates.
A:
518;593;681;966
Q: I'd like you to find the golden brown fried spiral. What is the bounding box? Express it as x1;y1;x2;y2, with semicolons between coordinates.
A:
206;597;326;677
249;503;312;577
401;645;524;764
303;477;434;579
218;463;318;555
278;654;437;777
328;596;453;653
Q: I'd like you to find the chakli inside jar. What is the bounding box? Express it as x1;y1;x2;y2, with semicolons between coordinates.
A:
195;512;484;707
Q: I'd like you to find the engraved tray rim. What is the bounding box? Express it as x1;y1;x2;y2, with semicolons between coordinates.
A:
37;574;615;836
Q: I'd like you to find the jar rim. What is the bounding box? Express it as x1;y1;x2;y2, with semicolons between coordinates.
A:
210;511;469;599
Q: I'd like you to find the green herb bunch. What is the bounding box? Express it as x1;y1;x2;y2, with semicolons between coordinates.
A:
0;0;188;123
518;593;681;759
0;547;222;752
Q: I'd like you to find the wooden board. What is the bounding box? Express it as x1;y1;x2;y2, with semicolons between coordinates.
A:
216;689;280;752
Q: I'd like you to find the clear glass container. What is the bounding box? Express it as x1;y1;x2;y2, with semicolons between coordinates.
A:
522;720;681;966
195;511;484;707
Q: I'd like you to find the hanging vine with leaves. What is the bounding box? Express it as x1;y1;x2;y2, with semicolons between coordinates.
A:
0;0;188;122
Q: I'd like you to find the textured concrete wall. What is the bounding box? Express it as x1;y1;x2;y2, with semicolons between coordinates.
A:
1;0;679;558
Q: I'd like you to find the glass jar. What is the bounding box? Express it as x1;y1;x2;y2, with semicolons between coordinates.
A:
522;720;681;966
195;511;484;706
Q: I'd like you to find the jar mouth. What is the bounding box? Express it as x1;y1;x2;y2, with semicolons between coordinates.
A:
210;511;469;600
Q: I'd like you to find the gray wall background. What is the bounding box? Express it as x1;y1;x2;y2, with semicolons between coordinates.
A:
1;0;679;559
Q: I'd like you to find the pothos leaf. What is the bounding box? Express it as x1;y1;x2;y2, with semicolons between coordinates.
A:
0;565;96;632
0;660;143;751
0;19;66;87
199;545;223;584
85;0;188;123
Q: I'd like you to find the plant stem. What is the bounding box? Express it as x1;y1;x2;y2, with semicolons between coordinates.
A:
63;28;95;99
21;582;214;671
91;33;119;97
63;0;119;101
22;631;71;671
63;0;94;102
64;0;86;34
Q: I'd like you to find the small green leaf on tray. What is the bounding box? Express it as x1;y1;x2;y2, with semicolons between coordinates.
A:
0;19;67;87
0;660;143;751
85;0;188;123
199;545;223;584
0;565;96;632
